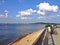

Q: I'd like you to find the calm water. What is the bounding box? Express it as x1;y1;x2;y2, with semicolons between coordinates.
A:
0;24;45;45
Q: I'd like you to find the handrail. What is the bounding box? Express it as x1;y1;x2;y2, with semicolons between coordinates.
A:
42;30;48;45
33;29;48;45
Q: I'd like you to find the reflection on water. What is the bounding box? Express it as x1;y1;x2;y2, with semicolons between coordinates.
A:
0;24;45;45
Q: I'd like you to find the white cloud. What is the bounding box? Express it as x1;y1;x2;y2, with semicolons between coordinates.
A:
37;2;58;15
52;5;58;12
4;10;9;17
20;11;31;16
20;17;32;20
16;8;36;19
16;14;20;17
37;2;58;12
16;2;59;20
0;14;5;18
5;10;8;13
0;10;9;18
16;8;36;17
21;17;27;19
0;14;3;17
37;10;45;15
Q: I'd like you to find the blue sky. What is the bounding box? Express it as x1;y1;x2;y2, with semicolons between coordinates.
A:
0;0;60;23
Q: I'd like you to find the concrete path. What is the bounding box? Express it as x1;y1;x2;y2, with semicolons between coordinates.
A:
48;28;60;45
53;28;60;45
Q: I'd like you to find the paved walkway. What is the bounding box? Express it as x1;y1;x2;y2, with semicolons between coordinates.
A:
53;28;60;45
48;28;60;45
9;29;45;45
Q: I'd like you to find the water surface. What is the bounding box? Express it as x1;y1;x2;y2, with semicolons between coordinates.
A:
0;24;45;45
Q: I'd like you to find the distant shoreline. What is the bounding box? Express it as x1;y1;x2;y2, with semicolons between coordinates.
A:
0;22;60;25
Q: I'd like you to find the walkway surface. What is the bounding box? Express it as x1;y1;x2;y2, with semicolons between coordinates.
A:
53;28;60;45
9;29;45;45
48;28;60;45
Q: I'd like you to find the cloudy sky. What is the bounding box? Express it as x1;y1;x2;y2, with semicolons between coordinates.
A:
0;0;60;23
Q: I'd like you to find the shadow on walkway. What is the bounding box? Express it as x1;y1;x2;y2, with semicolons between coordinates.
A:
50;34;55;45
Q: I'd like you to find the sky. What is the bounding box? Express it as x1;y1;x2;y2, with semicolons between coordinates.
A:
0;0;60;23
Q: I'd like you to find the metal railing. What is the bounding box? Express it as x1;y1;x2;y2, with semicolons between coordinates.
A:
33;29;48;45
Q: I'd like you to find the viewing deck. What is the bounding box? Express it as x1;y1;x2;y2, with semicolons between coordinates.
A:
8;28;60;45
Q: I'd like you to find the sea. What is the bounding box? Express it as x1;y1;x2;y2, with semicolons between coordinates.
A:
0;24;45;45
